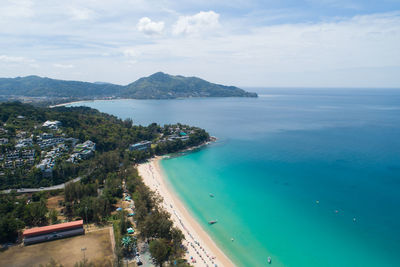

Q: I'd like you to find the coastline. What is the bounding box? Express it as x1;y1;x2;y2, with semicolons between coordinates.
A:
138;157;234;267
49;100;93;108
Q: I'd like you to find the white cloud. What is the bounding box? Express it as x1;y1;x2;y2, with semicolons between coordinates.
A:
127;11;400;87
173;11;220;35
53;63;74;69
123;48;141;65
68;7;96;21
0;1;399;87
137;17;165;35
0;55;39;69
123;48;140;58
0;0;34;18
0;55;35;63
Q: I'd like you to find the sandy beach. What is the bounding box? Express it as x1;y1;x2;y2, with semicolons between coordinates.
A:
138;158;234;267
49;100;92;108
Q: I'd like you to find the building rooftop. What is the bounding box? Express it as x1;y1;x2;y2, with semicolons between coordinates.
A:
23;220;83;237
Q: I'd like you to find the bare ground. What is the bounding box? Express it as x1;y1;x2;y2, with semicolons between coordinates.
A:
0;228;113;267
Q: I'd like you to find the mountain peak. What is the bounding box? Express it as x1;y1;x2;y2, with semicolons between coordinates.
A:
148;72;171;80
150;71;167;76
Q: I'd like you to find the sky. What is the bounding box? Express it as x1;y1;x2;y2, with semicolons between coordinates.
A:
0;0;400;88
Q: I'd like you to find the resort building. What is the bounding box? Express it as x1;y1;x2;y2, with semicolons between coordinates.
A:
40;132;53;139
23;220;84;245
68;140;96;162
42;120;62;129
37;137;65;149
15;138;33;149
4;160;13;168
6;151;19;160
129;141;152;152
0;138;8;145
21;149;35;159
15;159;24;168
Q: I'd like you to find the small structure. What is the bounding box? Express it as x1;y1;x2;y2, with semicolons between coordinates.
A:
70;140;96;161
0;138;8;145
23;220;84;245
129;141;152;152
40;133;53;139
42;120;62;129
15;138;33;149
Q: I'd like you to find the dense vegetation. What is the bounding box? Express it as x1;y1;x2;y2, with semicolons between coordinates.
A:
0;191;50;243
0;72;257;99
0;101;209;266
122;72;258;98
0;75;122;98
0;102;209;189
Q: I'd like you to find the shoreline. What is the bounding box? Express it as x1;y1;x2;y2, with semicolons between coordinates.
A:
138;157;234;267
49;100;94;108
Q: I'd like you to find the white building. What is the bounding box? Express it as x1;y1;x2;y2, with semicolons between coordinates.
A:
42;120;62;129
0;138;8;145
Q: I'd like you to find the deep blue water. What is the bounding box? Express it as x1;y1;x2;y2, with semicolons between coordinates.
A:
70;88;400;266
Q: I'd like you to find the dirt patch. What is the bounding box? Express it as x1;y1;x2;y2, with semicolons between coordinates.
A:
46;194;66;221
0;228;113;267
46;195;64;211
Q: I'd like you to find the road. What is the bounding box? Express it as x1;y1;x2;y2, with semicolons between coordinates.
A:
1;177;82;194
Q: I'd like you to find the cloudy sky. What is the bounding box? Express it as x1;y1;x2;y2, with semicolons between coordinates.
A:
1;0;400;88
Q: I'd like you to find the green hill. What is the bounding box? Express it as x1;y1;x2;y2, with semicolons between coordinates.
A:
123;72;257;98
0;72;257;99
0;75;122;97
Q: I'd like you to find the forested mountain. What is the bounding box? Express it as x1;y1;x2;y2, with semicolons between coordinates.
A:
0;75;122;97
0;72;257;99
123;72;257;98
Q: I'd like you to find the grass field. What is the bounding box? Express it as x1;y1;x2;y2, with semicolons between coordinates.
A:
0;228;113;267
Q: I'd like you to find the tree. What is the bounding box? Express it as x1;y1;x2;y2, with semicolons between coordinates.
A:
64;201;74;219
149;239;170;267
23;199;48;226
0;215;24;243
141;210;173;240
118;211;128;235
49;209;59;224
170;227;184;256
121;235;135;256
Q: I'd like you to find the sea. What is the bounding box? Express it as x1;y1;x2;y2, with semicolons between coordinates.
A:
69;88;400;267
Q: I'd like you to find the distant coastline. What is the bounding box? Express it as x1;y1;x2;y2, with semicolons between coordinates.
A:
0;72;258;104
49;100;94;108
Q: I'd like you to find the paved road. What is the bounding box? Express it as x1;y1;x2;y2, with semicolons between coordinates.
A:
1;177;82;194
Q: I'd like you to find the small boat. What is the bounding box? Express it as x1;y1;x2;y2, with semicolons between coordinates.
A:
208;220;217;225
267;256;271;264
209;193;214;198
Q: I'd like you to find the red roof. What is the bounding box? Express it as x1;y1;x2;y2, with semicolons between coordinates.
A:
23;220;83;237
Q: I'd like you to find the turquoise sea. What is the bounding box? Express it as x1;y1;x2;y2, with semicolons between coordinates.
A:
70;88;400;266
